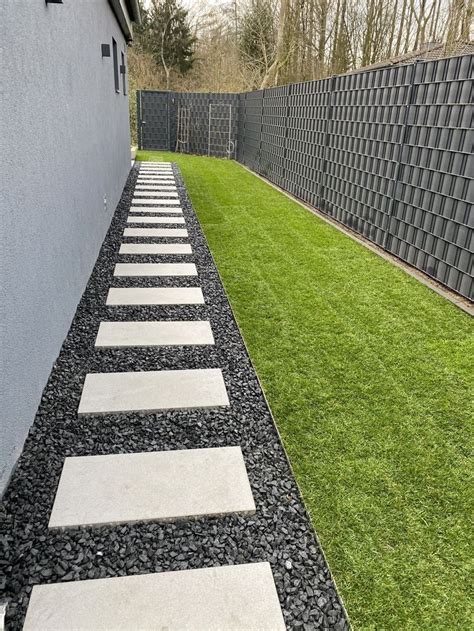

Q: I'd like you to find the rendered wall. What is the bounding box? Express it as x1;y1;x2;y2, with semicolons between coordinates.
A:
0;0;131;492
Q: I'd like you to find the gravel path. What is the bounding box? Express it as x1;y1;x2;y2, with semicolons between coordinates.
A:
1;164;349;630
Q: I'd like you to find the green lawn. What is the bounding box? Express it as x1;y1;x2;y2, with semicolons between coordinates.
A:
137;151;473;630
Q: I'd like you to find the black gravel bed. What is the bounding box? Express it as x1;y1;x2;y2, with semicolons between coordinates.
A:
1;164;349;630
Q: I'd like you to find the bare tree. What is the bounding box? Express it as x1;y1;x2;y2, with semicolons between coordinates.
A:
260;0;290;87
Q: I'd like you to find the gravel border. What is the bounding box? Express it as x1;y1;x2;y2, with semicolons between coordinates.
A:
1;164;349;630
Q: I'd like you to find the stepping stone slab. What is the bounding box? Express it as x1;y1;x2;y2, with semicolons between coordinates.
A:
135;185;177;190
95;320;214;347
140;170;173;175
78;367;229;415
135;188;177;193
138;175;175;178
132;198;181;205
113;263;197;277
139;174;174;178
119;243;192;254
130;207;182;213
134;191;179;197
106;286;204;305
23;562;285;631
123;227;188;237
49;446;254;528
137;181;175;185
136;180;176;183
127;216;185;224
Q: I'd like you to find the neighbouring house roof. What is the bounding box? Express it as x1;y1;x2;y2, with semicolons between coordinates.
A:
109;0;141;42
350;41;474;73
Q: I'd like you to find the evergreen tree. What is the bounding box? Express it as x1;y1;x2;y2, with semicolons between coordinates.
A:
239;1;276;79
147;0;196;89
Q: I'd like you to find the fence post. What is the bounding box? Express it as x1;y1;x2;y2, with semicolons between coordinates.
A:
317;75;336;212
382;60;420;251
282;84;291;189
136;90;142;150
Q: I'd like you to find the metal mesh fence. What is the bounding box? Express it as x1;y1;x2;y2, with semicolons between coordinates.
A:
136;55;473;299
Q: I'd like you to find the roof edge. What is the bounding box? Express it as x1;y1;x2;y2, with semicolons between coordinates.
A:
127;0;141;25
108;0;140;42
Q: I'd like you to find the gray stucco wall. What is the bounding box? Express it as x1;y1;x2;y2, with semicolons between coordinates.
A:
0;1;131;492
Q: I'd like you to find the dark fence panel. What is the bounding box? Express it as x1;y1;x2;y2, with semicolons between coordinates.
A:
386;56;473;297
323;64;413;247
259;85;289;189
137;90;239;157
239;90;264;172
136;55;473;300
137;90;171;150
284;78;331;209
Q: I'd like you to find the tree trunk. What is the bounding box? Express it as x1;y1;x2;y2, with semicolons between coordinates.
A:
260;0;289;88
396;0;407;55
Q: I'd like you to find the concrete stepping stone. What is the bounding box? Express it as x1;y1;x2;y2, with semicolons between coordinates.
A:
136;180;175;184
135;188;177;192
134;191;179;197
127;216;185;224
137;180;175;185
132;198;181;205
138;174;174;177
78;367;229;414
23;563;285;631
113;263;197;277
123;227;188;237
140;170;172;175
135;185;177;190
106;286;204;305
137;179;175;183
137;182;175;186
49;446;253;528
129;207;183;214
119;243;192;254
95;320;213;347
139;174;173;179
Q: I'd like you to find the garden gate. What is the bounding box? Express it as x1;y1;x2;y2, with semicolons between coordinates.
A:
137;90;171;151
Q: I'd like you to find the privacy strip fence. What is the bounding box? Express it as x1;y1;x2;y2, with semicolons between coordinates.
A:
137;54;473;300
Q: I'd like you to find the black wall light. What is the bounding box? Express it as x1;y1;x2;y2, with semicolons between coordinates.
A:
102;44;111;58
45;0;63;4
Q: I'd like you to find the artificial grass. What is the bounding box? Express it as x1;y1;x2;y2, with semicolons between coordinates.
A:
137;151;473;630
